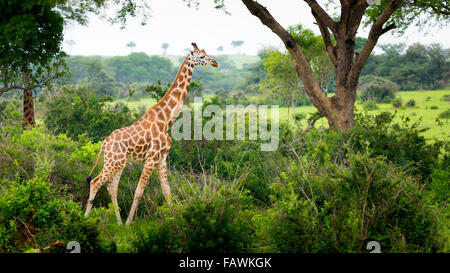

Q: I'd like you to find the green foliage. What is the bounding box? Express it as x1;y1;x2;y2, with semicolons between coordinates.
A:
364;0;449;33
438;109;450;119
0;0;64;70
406;99;417;107
81;58;126;97
41;86;139;141
429;169;450;205
0;170;107;253
0;1;69;97
212;89;251;106
392;97;403;107
167;98;284;205
144;80;171;101
105;53;174;84
254;149;443;252
132;177;253;253
430;105;439;109
362;100;379;111
362;43;449;90
349;112;442;181
358;75;398;103
287;24;334;91
260;25;333;109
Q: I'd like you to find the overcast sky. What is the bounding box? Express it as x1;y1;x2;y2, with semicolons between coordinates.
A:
62;0;450;56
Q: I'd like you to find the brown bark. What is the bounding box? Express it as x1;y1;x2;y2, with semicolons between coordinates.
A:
22;71;35;128
22;88;35;127
241;0;402;131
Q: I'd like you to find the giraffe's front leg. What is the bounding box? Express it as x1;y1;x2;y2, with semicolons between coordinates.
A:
157;153;171;205
125;160;155;226
85;167;114;217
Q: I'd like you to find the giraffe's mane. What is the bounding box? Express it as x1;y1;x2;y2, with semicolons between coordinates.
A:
151;55;190;110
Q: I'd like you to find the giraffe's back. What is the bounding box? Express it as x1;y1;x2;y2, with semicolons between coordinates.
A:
103;117;171;164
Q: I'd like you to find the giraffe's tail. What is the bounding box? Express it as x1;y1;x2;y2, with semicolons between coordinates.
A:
87;142;104;184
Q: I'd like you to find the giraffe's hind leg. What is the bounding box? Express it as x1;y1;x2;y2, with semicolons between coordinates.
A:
84;163;119;217
107;169;124;225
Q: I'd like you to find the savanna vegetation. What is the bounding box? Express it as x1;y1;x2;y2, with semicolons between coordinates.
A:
0;0;449;253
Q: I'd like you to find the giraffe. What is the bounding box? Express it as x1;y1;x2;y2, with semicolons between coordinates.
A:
84;43;218;225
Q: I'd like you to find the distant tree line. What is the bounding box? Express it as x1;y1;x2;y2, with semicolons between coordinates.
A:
362;43;449;90
64;42;449;101
66;53;249;98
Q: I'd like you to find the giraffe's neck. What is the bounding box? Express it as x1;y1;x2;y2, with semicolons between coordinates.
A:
154;56;194;123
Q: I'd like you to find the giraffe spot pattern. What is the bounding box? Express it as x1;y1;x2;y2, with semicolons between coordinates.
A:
86;49;216;224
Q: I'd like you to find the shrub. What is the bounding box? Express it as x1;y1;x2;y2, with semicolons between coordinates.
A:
132;176;254;253
41;86;139;142
358;75;398;103
430;105;438;110
406;99;416;107
287;112;443;183
167;98;285;205
429;144;450;205
0;172;108;253
438;109;450;119
362;100;379;111
0;99;21;124
392;97;403;108
253;149;444;252
349;112;442;182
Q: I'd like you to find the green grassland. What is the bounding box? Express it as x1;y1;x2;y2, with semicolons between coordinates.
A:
276;89;450;140
116;89;450;141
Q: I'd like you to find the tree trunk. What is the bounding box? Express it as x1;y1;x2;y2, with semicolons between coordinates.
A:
327;98;355;131
22;88;35;127
22;71;35;128
241;0;402;131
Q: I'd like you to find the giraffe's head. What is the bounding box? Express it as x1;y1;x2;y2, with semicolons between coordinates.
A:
188;42;218;67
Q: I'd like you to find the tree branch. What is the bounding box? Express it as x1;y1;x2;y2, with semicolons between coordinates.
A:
303;0;338;34
0;66;25;95
347;0;403;87
312;15;337;67
380;23;397;35
241;0;332;116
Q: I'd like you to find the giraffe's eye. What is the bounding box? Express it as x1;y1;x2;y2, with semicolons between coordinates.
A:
200;56;205;59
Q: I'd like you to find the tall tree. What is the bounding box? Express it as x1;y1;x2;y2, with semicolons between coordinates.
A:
0;0;65;127
237;0;449;130
161;42;170;55
1;0;148;127
126;41;136;53
231;40;245;54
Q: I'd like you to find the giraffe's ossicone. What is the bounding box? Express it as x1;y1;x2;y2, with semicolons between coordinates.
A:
84;43;218;225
